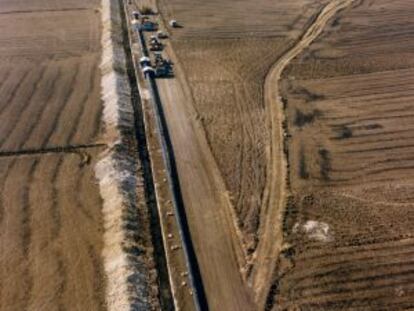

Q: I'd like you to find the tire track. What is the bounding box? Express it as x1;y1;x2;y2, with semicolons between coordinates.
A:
294;265;414;299
40;61;80;147
0;67;11;88
50;156;64;238
21;158;39;310
0;64;45;122
21;61;78;150
65;60;96;145
251;0;357;307
0;64;56;149
0;159;13;226
0;158;14;307
0;68;29;116
87;242;106;311
55;249;67;311
74;162;94;221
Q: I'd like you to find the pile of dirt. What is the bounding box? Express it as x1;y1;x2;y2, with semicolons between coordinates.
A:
97;0;160;309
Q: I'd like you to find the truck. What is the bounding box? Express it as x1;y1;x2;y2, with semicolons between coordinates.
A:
149;37;163;51
154;52;173;77
141;20;158;31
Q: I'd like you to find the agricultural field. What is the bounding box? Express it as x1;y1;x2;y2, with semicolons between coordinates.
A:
2;0;412;309
0;1;106;310
158;0;328;256
275;0;414;309
154;0;341;309
153;0;414;309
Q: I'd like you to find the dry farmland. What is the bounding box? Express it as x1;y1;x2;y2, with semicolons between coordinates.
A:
152;0;414;309
158;0;328;257
275;0;414;309
2;0;413;309
154;0;345;309
0;1;107;310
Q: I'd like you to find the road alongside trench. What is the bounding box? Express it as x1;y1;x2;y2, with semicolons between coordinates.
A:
153;44;255;310
251;0;357;308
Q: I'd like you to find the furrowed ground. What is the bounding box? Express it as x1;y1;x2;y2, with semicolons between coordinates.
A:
275;0;414;309
158;0;329;258
154;0;334;308
0;1;107;310
153;0;414;309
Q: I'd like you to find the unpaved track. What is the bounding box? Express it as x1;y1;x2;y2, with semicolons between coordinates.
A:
251;0;356;306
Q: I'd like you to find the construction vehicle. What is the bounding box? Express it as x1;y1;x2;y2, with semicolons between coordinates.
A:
149;36;163;51
153;52;173;77
142;66;155;79
149;40;163;51
139;56;151;67
141;19;158;31
157;31;168;39
132;11;140;20
169;20;179;28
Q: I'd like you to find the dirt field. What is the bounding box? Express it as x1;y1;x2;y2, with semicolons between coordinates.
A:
150;0;414;309
155;0;335;307
0;1;107;310
158;0;331;257
274;0;414;309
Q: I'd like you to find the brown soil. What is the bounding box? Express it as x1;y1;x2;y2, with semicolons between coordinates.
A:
275;0;414;309
135;0;414;309
154;0;335;308
0;1;106;310
158;0;330;260
0;151;106;311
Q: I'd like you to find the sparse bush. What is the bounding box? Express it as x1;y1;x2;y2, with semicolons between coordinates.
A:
299;149;309;179
336;125;353;139
294;109;321;127
318;148;331;181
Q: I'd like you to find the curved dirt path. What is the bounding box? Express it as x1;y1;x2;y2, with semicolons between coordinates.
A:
251;0;356;307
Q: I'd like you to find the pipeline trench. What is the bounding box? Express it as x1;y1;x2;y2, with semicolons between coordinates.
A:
119;0;209;309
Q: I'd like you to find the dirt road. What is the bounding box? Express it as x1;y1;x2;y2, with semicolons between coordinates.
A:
155;56;255;310
250;0;356;307
0;1;107;310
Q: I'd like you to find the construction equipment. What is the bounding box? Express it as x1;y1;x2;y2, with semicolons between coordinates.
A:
141;19;158;31
149;36;163;51
139;56;151;67
142;66;155;79
153;52;173;77
169;19;179;28
157;31;168;39
132;11;140;20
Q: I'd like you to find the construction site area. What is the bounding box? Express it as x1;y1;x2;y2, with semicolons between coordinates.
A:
1;0;414;310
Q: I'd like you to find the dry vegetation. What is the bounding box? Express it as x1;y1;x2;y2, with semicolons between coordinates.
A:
156;0;414;309
0;1;106;310
155;0;339;308
274;0;414;309
0;152;106;311
173;38;286;252
159;0;328;256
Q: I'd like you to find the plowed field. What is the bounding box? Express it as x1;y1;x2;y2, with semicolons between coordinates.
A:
0;1;106;310
276;0;414;309
154;0;414;309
